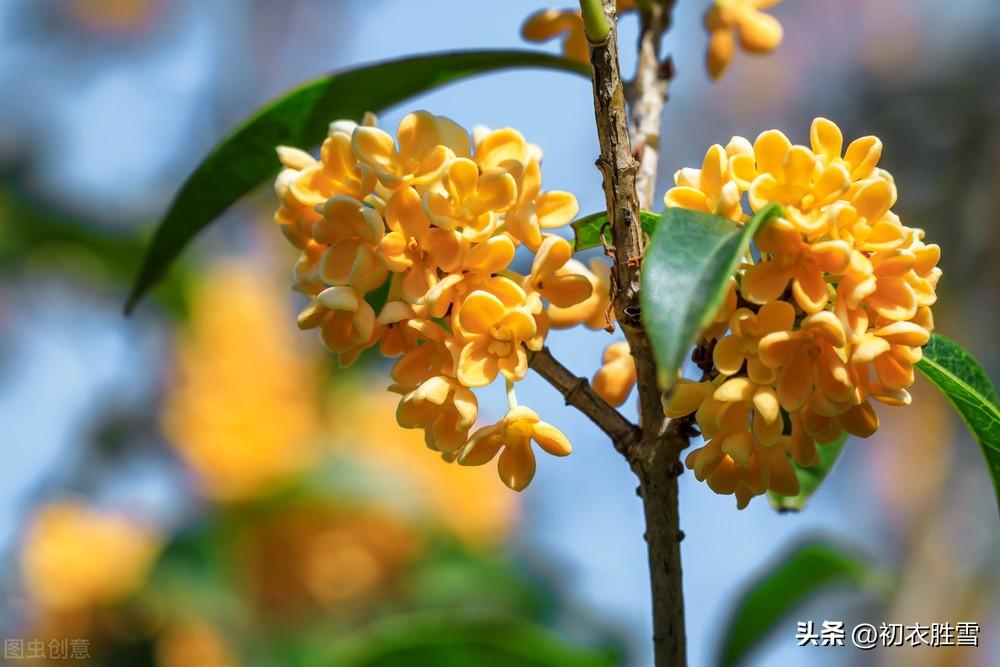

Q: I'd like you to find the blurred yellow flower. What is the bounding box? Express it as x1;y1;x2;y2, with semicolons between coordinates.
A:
21;502;158;612
157;621;237;667
244;503;420;619
330;390;519;547
705;0;784;80
521;1;637;64
592;340;637;407
162;262;322;502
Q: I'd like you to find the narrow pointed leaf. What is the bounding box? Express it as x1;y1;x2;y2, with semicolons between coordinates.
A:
641;203;782;387
767;433;848;512
124;50;590;312
321;610;622;667
719;540;886;667
916;333;1000;510
571;210;660;251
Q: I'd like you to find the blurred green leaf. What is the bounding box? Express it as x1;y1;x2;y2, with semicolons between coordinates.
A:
718;539;885;667
320;609;622;667
125;50;590;313
570;210;659;251
767;433;848;512
916;333;1000;511
404;540;553;619
641;204;782;388
0;187;190;315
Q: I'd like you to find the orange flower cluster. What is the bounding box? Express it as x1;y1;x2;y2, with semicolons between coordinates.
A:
662;118;941;508
274;111;601;490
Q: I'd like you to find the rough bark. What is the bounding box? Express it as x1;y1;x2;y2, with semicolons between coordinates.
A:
584;2;688;665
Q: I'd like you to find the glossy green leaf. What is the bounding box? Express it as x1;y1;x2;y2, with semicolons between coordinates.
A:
321;610;622;667
641;203;783;387
571;210;660;251
916;333;1000;510
767;433;848;512
719;540;886;667
124;50;590;313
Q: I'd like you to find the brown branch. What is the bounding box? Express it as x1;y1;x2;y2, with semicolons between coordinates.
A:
528;348;639;454
582;1;688;665
629;1;675;210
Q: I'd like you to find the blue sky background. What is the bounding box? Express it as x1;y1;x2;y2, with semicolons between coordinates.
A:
1;1;998;665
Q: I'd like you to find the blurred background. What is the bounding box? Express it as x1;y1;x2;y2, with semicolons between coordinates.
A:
0;0;998;665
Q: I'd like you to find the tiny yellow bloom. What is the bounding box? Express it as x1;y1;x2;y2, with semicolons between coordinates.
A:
420;233;521;318
396;375;479;455
312;195;388;294
758;311;852;412
378;185;463;304
742;216;852;313
705;0;784;81
664;143;745;221
297;285;378;367
422;157;518;241
713;300;795;383
520;1;637;64
546;258;612;330
352;111;470;190
458;406;572;491
592;340;637;407
455;290;537;387
525;235;593;308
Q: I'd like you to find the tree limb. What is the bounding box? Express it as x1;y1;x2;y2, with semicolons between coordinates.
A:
528;348;639;454
629;1;675;210
580;1;688;665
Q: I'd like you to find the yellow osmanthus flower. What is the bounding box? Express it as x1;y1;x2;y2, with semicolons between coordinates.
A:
329;390;519;546
396;375;479;455
665;140;749;221
526;235;594;308
546;258;612;330
352;111;470;190
521;1;637;64
274;111;585;490
662;118;941;508
592;340;637;407
455;290;537;387
705;0;784;80
459;406;573;491
162;263;322;501
21;502;159;612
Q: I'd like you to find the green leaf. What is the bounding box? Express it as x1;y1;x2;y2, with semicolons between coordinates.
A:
718;540;886;667
767;433;848;512
320;610;622;667
641;203;783;388
571;210;660;251
916;333;1000;510
0;185;191;316
124;50;590;313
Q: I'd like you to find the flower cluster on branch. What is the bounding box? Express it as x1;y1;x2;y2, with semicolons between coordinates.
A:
662;118;941;508
273;111;611;491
